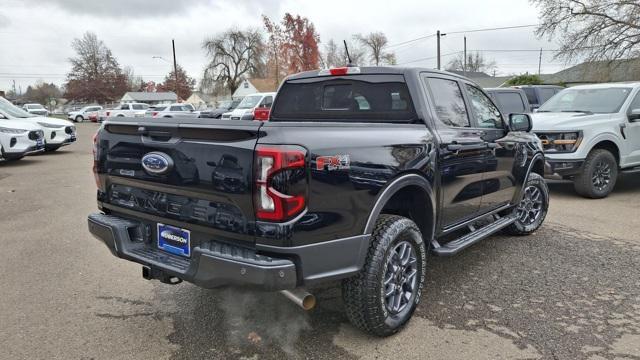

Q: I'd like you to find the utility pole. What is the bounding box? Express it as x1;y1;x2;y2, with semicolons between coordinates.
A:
172;39;178;97
538;48;543;76
437;31;441;70
463;36;467;76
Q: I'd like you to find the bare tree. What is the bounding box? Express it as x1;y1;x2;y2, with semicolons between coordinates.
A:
532;0;640;61
321;39;341;68
65;32;127;103
446;52;497;73
123;66;143;91
355;32;397;66
202;28;264;95
342;38;366;66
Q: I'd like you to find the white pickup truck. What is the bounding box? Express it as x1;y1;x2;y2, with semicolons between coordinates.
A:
532;82;640;198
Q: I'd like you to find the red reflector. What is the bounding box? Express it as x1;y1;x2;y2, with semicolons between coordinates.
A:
329;67;349;76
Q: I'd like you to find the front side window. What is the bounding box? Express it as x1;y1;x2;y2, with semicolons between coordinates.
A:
427;77;469;127
259;96;273;108
465;84;504;129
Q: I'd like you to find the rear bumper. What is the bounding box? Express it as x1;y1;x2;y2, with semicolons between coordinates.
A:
88;213;297;290
88;212;371;290
544;158;585;178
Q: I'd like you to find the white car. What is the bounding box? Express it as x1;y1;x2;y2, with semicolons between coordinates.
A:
68;105;103;122
23;103;49;117
0;117;45;161
221;92;275;120
532;82;640;198
0;97;76;152
145;103;199;118
105;103;149;118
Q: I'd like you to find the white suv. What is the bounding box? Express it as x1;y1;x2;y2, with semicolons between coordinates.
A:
68;105;103;122
532;82;640;198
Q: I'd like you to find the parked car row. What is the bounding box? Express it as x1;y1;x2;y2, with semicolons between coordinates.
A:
0;97;76;162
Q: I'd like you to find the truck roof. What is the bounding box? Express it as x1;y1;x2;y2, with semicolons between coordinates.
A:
285;66;472;82
568;82;640;89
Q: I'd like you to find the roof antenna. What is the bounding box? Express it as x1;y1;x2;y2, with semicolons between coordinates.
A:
343;40;355;67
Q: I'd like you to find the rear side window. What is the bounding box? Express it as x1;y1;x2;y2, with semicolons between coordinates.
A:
426;77;470;127
270;74;417;122
522;88;537;104
494;92;527;114
538;88;557;103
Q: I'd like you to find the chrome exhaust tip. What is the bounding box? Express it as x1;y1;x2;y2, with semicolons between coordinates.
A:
280;288;316;310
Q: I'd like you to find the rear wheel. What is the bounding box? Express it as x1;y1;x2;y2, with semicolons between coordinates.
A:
505;172;549;235
342;214;426;337
573;149;618;198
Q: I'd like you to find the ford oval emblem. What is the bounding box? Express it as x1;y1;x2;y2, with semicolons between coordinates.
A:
141;152;174;175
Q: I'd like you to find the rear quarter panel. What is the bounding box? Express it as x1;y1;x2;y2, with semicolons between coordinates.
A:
255;122;436;247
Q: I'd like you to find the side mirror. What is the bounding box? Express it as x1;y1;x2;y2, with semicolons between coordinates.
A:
629;108;640;122
509;113;532;132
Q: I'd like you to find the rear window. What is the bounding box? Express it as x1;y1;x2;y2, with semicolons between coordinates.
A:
270;74;417;122
494;92;527;114
537;88;557;103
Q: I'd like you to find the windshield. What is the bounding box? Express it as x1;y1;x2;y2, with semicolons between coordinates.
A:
0;97;36;118
217;100;232;109
237;95;262;109
538;87;632;114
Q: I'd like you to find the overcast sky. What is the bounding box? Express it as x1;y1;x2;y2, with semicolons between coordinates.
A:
0;0;568;92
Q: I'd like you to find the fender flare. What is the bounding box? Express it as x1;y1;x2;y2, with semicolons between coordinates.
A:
363;173;436;238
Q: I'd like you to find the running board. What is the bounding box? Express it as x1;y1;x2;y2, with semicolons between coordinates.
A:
431;214;517;256
621;166;640;174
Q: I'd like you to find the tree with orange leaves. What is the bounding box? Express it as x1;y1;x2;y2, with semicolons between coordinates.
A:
263;13;320;81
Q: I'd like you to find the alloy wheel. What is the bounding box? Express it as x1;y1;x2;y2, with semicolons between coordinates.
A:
516;185;544;225
592;160;612;191
383;241;418;315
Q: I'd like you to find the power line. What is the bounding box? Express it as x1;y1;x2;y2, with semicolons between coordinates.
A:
397;51;462;65
445;24;538;35
386;24;539;50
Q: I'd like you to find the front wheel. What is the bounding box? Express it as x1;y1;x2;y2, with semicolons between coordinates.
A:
505;172;549;235
342;214;426;337
573;149;618;198
75;115;83;123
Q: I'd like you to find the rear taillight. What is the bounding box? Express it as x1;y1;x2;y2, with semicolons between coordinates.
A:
254;145;307;221
254;108;270;121
106;111;110;117
152;112;158;117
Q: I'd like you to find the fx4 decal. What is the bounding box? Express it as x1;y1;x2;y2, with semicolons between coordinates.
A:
316;155;350;171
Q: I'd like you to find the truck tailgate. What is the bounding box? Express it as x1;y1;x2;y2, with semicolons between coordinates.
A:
96;117;261;246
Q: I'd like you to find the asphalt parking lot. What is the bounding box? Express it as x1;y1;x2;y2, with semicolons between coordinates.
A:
1;123;639;360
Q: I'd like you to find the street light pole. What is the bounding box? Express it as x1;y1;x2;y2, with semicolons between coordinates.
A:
172;39;179;97
463;36;467;76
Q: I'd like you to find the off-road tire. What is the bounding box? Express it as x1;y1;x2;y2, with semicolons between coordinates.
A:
342;214;427;337
573;149;618;199
505;172;549;235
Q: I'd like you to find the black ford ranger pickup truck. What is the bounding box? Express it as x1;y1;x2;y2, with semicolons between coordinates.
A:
88;66;548;336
